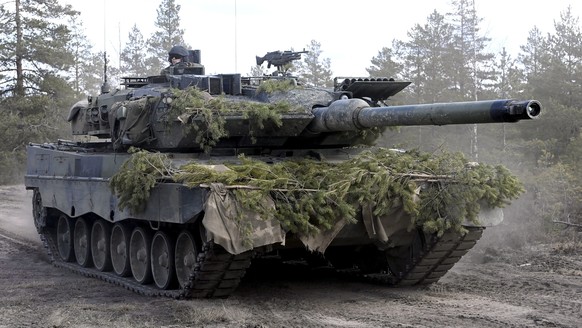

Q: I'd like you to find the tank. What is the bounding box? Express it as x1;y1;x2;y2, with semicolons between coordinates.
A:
24;49;542;298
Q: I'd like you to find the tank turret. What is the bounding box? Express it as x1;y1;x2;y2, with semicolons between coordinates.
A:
66;50;541;153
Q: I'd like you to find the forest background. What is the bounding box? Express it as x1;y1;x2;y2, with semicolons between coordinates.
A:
1;0;581;243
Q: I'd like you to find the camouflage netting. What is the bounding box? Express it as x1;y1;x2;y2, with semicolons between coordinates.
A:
110;147;524;240
254;79;335;109
167;87;306;151
165;85;383;152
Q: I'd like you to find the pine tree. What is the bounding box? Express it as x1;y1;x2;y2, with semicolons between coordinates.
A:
448;0;494;160
0;0;79;97
295;40;333;88
546;6;582;108
493;48;524;99
401;10;456;103
146;0;188;76
448;0;494;101
121;24;149;77
518;27;549;99
0;0;79;183
366;43;404;79
67;16;104;97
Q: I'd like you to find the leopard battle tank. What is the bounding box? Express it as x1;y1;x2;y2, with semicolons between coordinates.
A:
24;48;542;298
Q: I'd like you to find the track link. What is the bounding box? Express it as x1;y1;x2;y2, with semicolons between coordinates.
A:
392;227;483;286
339;227;484;286
39;229;252;299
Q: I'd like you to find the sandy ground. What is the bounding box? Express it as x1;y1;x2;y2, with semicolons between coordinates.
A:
0;184;581;328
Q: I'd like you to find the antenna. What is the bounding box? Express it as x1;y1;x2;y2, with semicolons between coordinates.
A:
103;0;107;54
101;52;110;94
118;22;121;71
234;0;237;72
99;0;110;94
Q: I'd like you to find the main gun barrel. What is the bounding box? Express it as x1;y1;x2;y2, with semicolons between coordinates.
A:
308;98;542;133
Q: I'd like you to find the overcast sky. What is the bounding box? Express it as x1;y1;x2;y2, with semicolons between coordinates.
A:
63;0;580;77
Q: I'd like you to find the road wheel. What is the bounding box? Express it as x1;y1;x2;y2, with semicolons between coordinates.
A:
56;215;75;262
74;217;93;267
175;230;198;289
110;223;131;276
151;231;175;290
91;220;112;271
130;227;153;284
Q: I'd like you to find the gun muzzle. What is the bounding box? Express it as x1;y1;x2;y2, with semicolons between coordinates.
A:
509;100;542;119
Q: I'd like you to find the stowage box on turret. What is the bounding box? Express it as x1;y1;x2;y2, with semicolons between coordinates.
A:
25;49;541;298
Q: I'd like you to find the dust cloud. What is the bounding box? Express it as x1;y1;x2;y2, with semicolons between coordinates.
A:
0;185;39;244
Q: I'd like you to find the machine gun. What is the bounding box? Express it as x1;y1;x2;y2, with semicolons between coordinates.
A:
256;49;308;74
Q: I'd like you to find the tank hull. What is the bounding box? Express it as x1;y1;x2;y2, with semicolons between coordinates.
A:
25;145;206;225
24;142;500;298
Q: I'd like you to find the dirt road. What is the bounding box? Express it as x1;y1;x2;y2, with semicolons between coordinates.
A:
1;184;581;328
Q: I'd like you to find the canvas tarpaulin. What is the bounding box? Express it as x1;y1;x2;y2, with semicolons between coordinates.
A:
202;183;285;254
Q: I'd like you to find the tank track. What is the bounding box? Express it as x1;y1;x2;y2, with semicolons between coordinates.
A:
339;227;484;286
38;228;252;299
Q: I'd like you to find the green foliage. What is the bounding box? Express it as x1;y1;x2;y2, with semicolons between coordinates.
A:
110;147;524;237
120;24;150;77
168;88;295;151
0;150;25;184
0;95;71;183
66;15;111;97
255;79;298;94
531;162;582;229
0;1;80;184
295;40;333;88
366;45;404;79
109;147;176;213
1;0;79;97
340;127;387;146
168;88;228;152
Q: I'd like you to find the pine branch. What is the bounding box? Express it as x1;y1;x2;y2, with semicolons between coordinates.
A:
110;147;524;237
198;183;320;192
553;220;582;228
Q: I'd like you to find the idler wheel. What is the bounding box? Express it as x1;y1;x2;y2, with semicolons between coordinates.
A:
73;217;93;267
91;220;112;271
110;223;131;276
175;231;198;289
151;231;175;290
56;215;75;262
130;227;153;284
32;189;47;232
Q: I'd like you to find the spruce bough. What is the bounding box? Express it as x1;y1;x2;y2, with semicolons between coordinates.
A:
110;147;524;237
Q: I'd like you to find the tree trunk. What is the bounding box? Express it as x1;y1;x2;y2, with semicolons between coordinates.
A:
15;0;24;97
